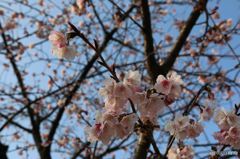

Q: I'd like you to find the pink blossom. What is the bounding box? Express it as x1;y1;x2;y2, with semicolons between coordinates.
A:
167;148;181;159
52;45;78;59
226;19;233;27
201;106;214;121
164;95;175;105
49;31;78;59
168;82;182;99
99;79;133;99
104;97;127;113
113;82;133;98
86;112;137;144
165;115;190;140
99;79;115;98
213;130;228;144
180;146;194;159
214;108;240;149
167;146;194;159
228;126;240;139
154;75;172;95
165;116;203;140
133;92;165;123
186;120;204;138
48;31;66;48
123;70;141;86
115;114;137;138
154;71;183;101
200;100;215;121
86;122;113;144
214;108;240;130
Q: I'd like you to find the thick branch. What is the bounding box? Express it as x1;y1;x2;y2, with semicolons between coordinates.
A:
0;23;43;158
0;142;8;159
141;0;161;83
160;0;208;76
135;0;208;159
134;122;153;159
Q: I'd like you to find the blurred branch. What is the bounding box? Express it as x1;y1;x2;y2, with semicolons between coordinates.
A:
0;22;44;158
71;142;91;159
0;142;8;159
0;112;32;133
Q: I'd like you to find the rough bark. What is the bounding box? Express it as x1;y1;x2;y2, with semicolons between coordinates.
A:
141;0;161;83
134;124;153;159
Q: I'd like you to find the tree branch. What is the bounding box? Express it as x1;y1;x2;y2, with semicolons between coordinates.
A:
141;0;161;83
0;22;43;158
0;142;8;159
135;0;208;159
45;5;136;158
160;0;208;76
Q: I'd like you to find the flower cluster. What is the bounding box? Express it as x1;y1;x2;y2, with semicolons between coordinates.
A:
86;112;137;144
48;31;78;59
86;70;141;144
165;115;203;140
167;146;194;159
87;70;184;144
213;108;240;149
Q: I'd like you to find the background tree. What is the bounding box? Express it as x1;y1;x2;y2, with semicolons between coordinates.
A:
0;0;239;159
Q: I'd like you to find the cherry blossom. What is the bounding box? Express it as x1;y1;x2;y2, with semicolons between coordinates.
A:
0;0;239;158
165;115;190;140
136;93;165;123
214;108;240;149
48;31;66;48
165;115;203;140
154;75;172;95
214;108;240;130
113;82;133;98
123;70;141;87
187;119;204;138
51;45;78;60
115;113;138;138
86;111;137;144
200;100;215;121
90;70;187;144
86;122;113;144
167;146;194;159
154;71;183;105
98;78;115;98
49;31;78;59
214;126;240;149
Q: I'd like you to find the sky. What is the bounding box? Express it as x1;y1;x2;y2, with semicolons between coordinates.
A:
0;0;240;159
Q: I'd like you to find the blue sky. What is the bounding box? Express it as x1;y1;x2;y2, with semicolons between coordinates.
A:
0;0;239;159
